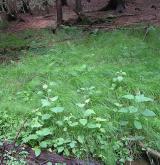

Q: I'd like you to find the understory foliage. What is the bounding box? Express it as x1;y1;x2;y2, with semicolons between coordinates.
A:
0;27;160;164
22;71;156;163
0;71;157;164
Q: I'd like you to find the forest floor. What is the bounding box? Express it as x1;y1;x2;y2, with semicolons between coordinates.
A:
0;1;160;164
0;26;160;164
1;0;160;32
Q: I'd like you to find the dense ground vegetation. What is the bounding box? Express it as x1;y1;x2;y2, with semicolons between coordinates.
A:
0;26;160;164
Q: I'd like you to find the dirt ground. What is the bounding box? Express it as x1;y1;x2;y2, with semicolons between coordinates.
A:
1;142;151;165
3;0;160;32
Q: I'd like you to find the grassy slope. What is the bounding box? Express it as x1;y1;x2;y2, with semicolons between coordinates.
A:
0;27;160;164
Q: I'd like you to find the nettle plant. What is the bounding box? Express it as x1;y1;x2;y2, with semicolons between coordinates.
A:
21;83;113;160
118;93;156;130
109;71;157;163
110;70;127;90
110;71;156;130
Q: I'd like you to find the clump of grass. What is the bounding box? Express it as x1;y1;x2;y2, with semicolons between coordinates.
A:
0;33;28;50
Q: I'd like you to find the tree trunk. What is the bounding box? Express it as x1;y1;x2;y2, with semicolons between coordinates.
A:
6;0;18;21
100;0;125;13
75;0;82;14
61;0;67;6
56;0;63;26
21;0;32;14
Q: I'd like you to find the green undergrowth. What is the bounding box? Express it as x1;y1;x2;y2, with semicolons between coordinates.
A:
0;33;27;50
0;20;9;30
0;26;160;164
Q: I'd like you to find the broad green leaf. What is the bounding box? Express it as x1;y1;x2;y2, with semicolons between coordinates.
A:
142;109;156;117
57;146;64;153
47;162;52;165
120;121;128;126
94;117;107;122
119;158;125;163
121;71;127;76
118;108;128;113
51;107;64;113
68;121;78;127
96;123;101;128
128;106;138;113
77;64;87;72
37;91;43;95
122;94;134;100
113;77;117;82
63;116;70;121
63;127;67;131
134;121;142;130
0;141;3;146
36;128;52;136
40;141;48;148
49;81;57;86
76;103;85;108
28;79;40;88
77;135;84;144
126;136;144;141
79;119;87;126
56;138;65;146
119;106;138;113
64;148;70;156
31;117;42;128
42;114;51;120
33;147;41;157
47;89;52;93
114;102;123;107
41;99;51;107
23;134;38;143
69;141;76;148
85;98;90;104
117;76;123;82
43;84;48;89
135;95;153;103
27;134;38;140
56;120;63;126
89;86;95;90
87;123;101;129
84;109;96;117
126;157;133;162
100;128;106;133
50;96;59;102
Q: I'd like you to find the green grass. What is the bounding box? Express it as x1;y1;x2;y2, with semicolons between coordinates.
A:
0;26;160;164
0;20;9;31
0;33;28;50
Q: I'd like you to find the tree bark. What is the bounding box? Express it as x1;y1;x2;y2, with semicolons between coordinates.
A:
75;0;82;14
21;0;32;14
6;0;18;21
56;0;63;26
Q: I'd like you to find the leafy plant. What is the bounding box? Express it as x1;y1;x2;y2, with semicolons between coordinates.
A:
118;93;156;130
19;83;115;161
110;71;127;90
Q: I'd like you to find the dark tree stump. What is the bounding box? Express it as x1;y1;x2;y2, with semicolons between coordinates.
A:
100;0;125;13
62;0;67;6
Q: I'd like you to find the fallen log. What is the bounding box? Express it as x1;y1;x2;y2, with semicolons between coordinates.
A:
139;142;160;159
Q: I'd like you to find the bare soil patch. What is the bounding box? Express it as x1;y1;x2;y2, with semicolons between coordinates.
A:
2;0;160;32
